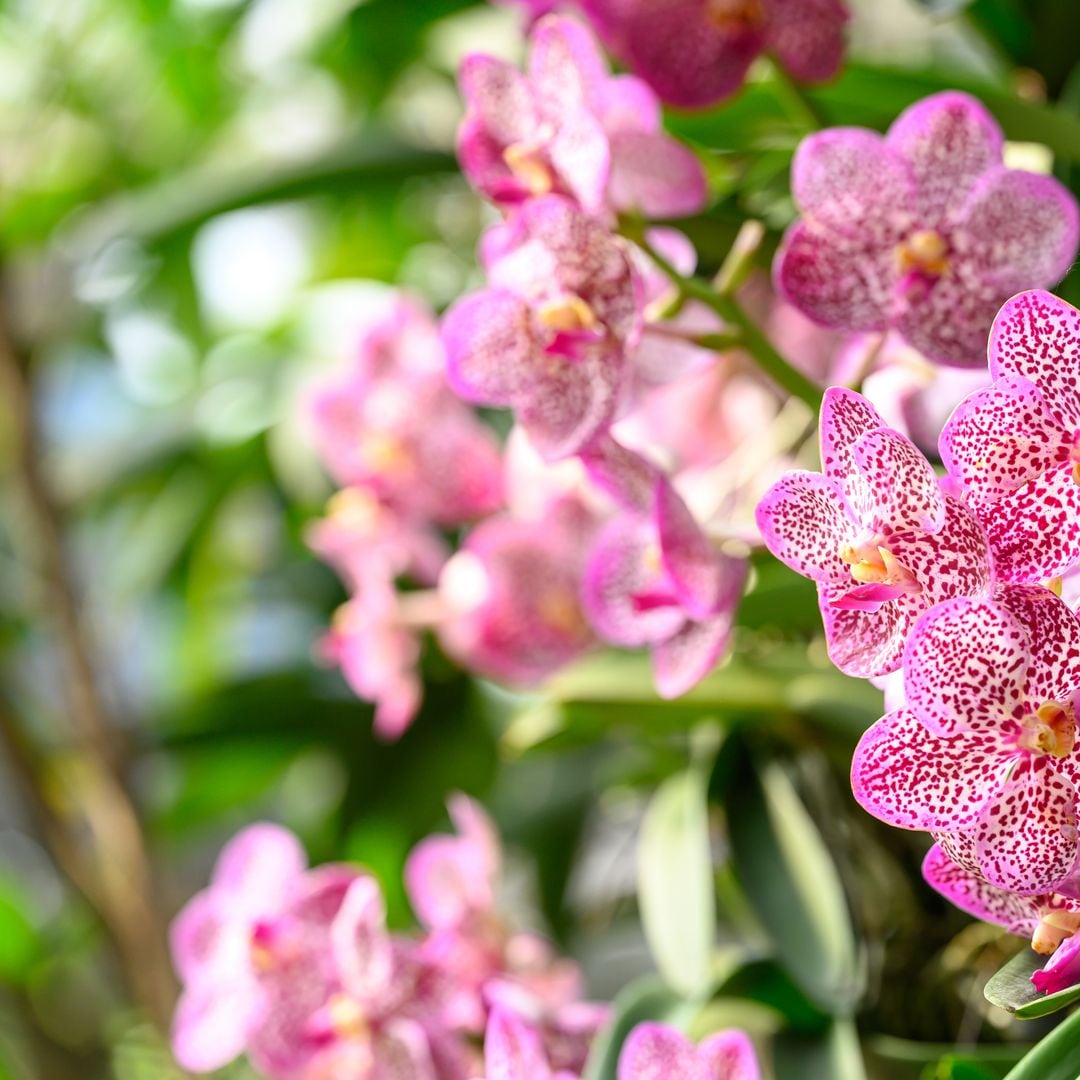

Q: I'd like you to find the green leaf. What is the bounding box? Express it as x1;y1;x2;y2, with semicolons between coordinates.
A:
582;977;684;1080
774;1018;867;1080
638;768;716;998
1003;1006;1080;1080
0;883;40;986
726;757;862;1013
984;947;1080;1019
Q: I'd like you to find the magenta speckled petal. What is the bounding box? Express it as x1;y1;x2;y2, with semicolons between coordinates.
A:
975;760;1079;893
989;290;1080;431
885;91;1002;225
653;602;741;699
774;219;896;333
851;427;945;533
790;128;913;236
330;876;394;1005
996;584;1080;704
698;1028;761;1080
459;54;540;145
579;435;661;512
921;842;1040;935
486;1008;553;1080
851;707;1008;831
818;386;887;488
1033;933;1080;995
939;375;1067;503
597;74;662;135
656;479;724;616
583;518;687;647
528;14;608;115
978;461;1080;583
766;0;848;85
959;167;1080;289
820;593;906;677
547;108;611;213
755;471;852;586
442;289;535;407
607;130;708;218
617;1022;698;1080
903;598;1027;737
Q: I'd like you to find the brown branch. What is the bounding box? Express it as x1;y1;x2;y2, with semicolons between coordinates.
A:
0;285;177;1034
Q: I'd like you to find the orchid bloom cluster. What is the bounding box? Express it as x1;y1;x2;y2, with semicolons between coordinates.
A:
758;291;1080;995
170;799;760;1080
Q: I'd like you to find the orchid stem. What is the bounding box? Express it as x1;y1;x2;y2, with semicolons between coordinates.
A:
628;227;823;412
766;57;824;131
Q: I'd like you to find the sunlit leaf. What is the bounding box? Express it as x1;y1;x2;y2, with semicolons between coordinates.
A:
1001;1006;1080;1080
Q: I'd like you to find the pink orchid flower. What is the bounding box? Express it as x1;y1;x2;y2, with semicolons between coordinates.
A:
775;92;1079;367
583;468;747;697
458;15;706;217
438;498;598;685
443;195;643;461
755;387;991;677
581;0;848;108
170;824;307;1073
617;1021;760;1080
852;585;1080;893
941;290;1080;583
479;1007;581;1080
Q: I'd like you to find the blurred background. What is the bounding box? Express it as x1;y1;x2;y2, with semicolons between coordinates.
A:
1;0;1080;1077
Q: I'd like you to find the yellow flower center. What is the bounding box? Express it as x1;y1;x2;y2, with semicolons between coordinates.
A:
838;541;921;594
1019;701;1076;759
358;431;413;477
328;993;370;1040
538;590;586;636
894;229;950;278
503;142;554;196
326;487;385;533
1033;909;1080;955
706;0;764;29
537;294;598;334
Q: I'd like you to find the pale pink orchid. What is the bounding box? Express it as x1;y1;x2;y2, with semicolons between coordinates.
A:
940;290;1080;584
852;585;1080;894
616;1021;760;1080
775;92;1079;367
478;1007;580;1080
457;15;707;217
581;0;848;109
755;387;991;677
442;195;643;461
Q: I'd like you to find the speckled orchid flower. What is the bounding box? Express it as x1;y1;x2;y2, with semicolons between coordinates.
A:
480;1007;581;1080
616;1021;760;1080
755;387;991;678
443;195;642;460
941;290;1080;583
775;92;1079;367
852;585;1080;893
583;470;747;698
581;0;848;109
458;15;706;217
169;824;307;1073
922;841;1080;987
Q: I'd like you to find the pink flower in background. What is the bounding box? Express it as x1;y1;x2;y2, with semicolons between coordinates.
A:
170;825;307;1072
581;0;848;108
584;473;746;696
775;92;1079;367
458;15;707;217
480;1007;580;1080
755;388;991;677
941;290;1080;583
617;1021;760;1080
494;0;564;22
443;195;642;460
852;586;1080;893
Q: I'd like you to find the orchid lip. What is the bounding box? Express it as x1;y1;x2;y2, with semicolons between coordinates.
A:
1018;701;1077;759
894;228;950;279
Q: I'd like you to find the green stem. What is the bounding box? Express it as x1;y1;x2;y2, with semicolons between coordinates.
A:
631;230;823;412
766;57;825;131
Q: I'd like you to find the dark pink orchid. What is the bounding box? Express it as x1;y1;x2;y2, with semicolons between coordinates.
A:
616;1021;760;1080
852;585;1080;893
941;290;1080;583
581;0;848;108
458;14;706;217
583;462;746;697
755;387;991;678
443;195;643;461
775;92;1079;367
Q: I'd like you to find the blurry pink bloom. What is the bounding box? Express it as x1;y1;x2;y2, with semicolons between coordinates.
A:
582;0;848;108
494;0;564;22
852;585;1080;893
321;585;423;740
479;1007;581;1080
755;388;991;677
584;474;746;696
941;290;1080;584
438;497;598;684
775;93;1079;367
617;1021;760;1080
443;195;642;460
458;15;707;216
170;825;307;1073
